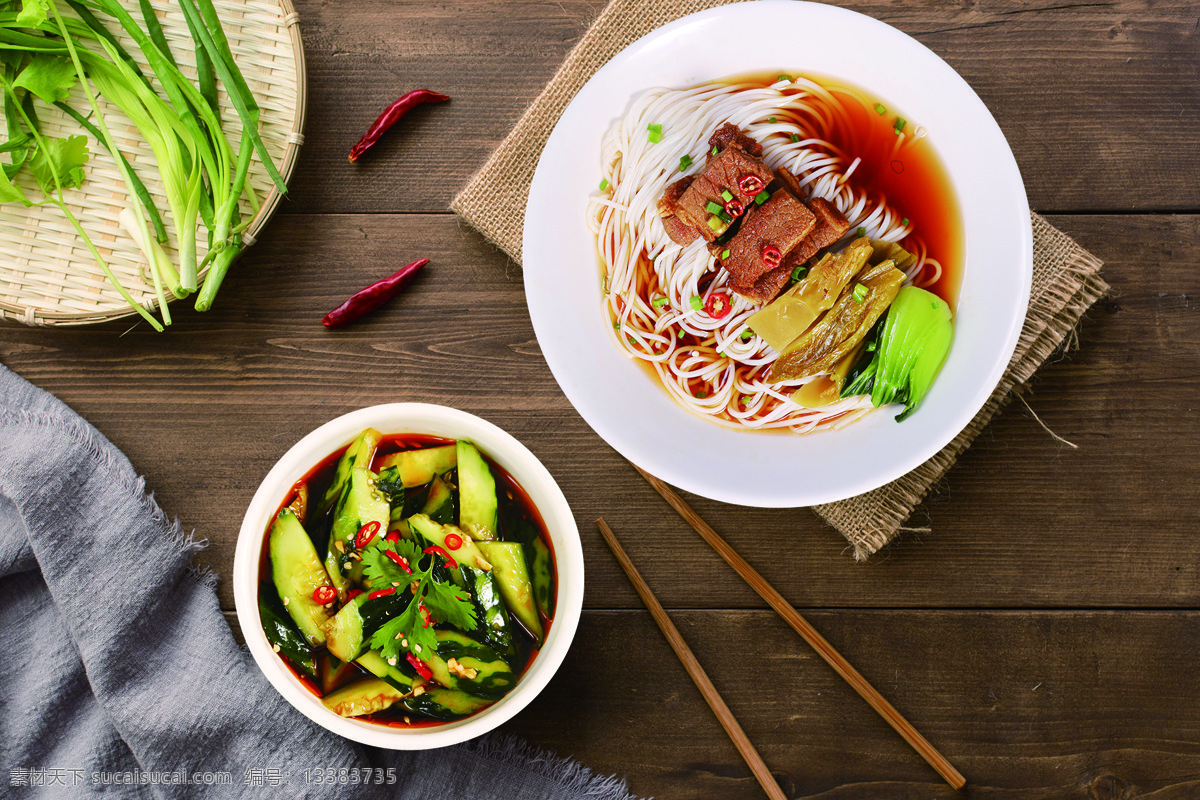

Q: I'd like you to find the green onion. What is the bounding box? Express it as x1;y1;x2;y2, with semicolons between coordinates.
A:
721;249;731;259
613;320;620;329
790;133;799;143
932;300;940;309
720;189;733;202
874;103;886;115
695;391;707;399
717;210;732;223
679;154;692;171
717;351;725;358
901;217;910;226
677;329;685;339
740;394;750;405
711;145;719;156
856;227;866;237
647;123;663;143
740;330;753;341
707;215;725;232
768;116;777;124
852;283;867;303
652;296;668;308
599;178;609;191
791;265;809;282
894;118;906;133
705;200;723;215
689;295;703;311
777;74;789;82
754;190;769;205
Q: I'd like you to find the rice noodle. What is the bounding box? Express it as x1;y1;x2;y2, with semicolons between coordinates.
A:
588;79;937;433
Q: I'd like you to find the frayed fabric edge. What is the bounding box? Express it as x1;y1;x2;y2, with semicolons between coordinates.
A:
461;733;651;800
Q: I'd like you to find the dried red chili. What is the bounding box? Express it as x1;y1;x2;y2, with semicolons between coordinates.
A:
423;545;458;569
704;293;732;319
406;653;433;681
368;587;396;599
738;174;765;195
355;520;381;549
322;258;429;329
385;549;413;574
312;585;337;604
761;245;782;267
348;89;449;163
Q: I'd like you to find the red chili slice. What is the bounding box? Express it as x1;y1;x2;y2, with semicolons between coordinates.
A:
355;520;381;549
724;199;745;217
385;530;401;544
347;589;363;600
312;585;337;604
738;174;764;195
704;293;732;319
385;549;413;574
406;653;433;681
443;532;464;551
761;245;782;267
423;545;458;569
368;587;396;599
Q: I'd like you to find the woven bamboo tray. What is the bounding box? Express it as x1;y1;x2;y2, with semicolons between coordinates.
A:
0;0;307;327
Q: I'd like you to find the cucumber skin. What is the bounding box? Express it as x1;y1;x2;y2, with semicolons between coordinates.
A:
478;541;544;644
456;441;498;540
258;581;316;677
269;509;334;646
403;687;493;721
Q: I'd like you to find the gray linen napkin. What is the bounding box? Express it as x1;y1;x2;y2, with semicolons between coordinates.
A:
0;364;639;800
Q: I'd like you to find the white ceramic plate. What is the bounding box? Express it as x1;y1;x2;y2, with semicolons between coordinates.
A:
233;404;584;749
523;0;1031;507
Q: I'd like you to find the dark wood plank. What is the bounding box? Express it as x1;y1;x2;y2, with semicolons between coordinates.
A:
282;0;1200;215
223;608;1200;799
1;213;1197;611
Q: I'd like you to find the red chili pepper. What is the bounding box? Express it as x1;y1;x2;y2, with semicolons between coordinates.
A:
406;653;433;681
312;585;337;604
322;258;429;329
738;174;765;195
385;530;401;544
347;589;363;600
761;245;782;267
419;604;433;628
423;545;458;569
724;199;745;217
443;532;463;551
348;89;450;163
368;587;396;599
385;549;413;574
704;293;732;319
354;520;381;549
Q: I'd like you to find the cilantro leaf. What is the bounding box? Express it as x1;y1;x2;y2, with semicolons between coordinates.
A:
29;134;87;194
424;579;477;631
13;54;78;104
0;164;29;206
15;0;48;27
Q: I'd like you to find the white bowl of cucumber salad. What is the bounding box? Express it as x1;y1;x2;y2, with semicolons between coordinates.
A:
233;403;585;749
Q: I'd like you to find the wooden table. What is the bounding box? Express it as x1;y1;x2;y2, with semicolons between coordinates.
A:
3;2;1198;797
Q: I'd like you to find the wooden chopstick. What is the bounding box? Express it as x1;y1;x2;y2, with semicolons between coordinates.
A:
596;518;788;800
632;465;967;791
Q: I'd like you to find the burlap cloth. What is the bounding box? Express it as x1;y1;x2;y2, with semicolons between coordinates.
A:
451;0;1109;560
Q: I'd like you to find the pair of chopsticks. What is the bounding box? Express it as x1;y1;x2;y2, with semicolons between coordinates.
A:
596;465;966;794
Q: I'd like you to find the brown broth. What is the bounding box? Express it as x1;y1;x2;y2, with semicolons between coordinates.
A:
257;433;558;729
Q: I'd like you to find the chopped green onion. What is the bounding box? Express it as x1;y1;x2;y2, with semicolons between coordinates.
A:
689;295;703;311
711;145;719;156
677;328;685;339
647;123;663;143
679;154;692;171
695;391;707;399
705;200;724;215
721;189;734;202
717;351;726;358
707;215;725;232
768;116;777;124
894;118;906;133
717;210;732;223
790;133;799;143
777;74;789;82
721;249;731;260
740;394;750;405
874;103;886;115
652;296;669;308
852;283;867;303
754;190;769;205
613;320;620;329
599;178;609;191
740;330;753;341
856;227;866;237
931;300;940;310
901;217;910;226
791;264;809;282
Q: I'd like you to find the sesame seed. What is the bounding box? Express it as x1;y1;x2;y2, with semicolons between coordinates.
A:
413;685;425;697
403;716;411;724
272;644;280;653
388;657;397;666
414;644;421;653
401;639;408;646
395;632;403;639
282;597;289;606
335;540;345;553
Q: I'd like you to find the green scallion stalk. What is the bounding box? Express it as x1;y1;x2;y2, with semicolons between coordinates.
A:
721;249;730;259
754;190;769;205
652;296;668;308
720;189;733;202
768;116;776;124
647;123;662;143
856;226;865;237
874;103;886;115
689;295;702;311
678;154;692;171
705;200;723;215
852;283;867;303
599;178;608;191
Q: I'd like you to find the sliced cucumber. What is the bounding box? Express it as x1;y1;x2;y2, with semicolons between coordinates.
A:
269;509;334;646
258;581;316;676
326;467;391;592
408;514;494;573
318;652;360;694
421;476;456;525
322;677;404;718
463;566;515;661
402;686;493;721
376;445;457;488
457;441;498;540
528;537;555;619
478;541;543;643
426;629;516;699
357;649;421;693
324;593;403;662
317;428;382;518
